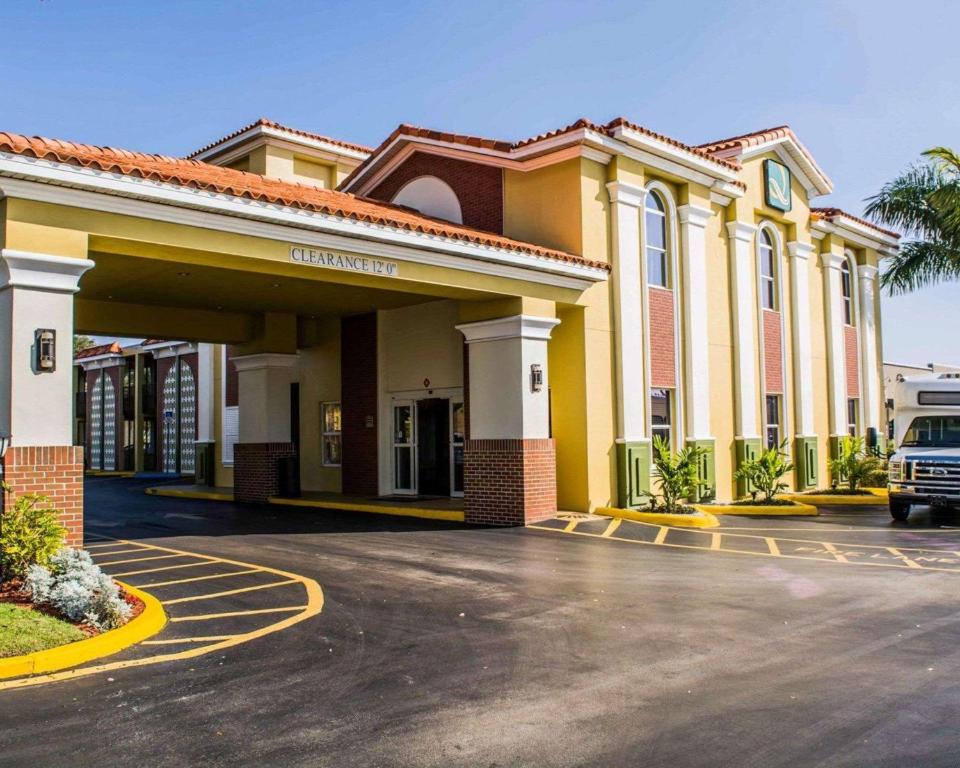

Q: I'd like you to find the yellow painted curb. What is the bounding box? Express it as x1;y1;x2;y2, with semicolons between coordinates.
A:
783;491;887;506
268;496;465;523
146;487;233;502
701;502;819;516
86;471;136;478
595;506;719;528
0;582;166;680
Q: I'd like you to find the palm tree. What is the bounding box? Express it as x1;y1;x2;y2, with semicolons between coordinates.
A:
866;147;960;293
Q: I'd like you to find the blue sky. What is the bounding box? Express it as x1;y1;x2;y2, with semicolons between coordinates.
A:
4;0;958;364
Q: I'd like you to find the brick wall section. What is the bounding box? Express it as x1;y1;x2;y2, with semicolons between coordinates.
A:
367;151;504;234
762;309;784;394
844;324;860;398
341;313;379;496
233;442;296;503
3;446;84;547
464;439;556;525
648;287;676;389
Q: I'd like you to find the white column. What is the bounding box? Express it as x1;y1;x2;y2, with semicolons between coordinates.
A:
0;250;94;445
231;353;298;443
726;223;760;439
678;204;713;441
196;342;216;443
821;251;848;436
605;181;647;441
455;315;559;439
787;242;816;436
858;264;881;431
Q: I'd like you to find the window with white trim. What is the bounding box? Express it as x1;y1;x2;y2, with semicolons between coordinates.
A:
841;259;855;325
650;388;673;448
759;229;778;310
321;402;342;467
645;191;669;288
765;394;781;449
847;398;859;437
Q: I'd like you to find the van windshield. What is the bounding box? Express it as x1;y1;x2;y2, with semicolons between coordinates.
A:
902;416;960;447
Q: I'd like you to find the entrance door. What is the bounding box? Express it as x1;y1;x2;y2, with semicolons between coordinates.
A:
416;398;450;496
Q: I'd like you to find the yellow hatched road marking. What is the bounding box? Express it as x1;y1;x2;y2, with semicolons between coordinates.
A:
766;537;781;556
600;519;622;538
112;560;222;578
162;579;299;605
136;568;263;588
171;606;307;623
85;542;152;550
96;553;192;567
142;635;240;645
821;542;849;563
563;518;579;532
654;526;669;545
886;546;922;569
89;547;153;557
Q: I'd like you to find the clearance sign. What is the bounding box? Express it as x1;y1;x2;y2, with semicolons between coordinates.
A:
289;245;399;277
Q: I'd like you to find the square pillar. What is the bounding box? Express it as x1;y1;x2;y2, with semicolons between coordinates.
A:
457;315;559;525
0;249;93;547
231;352;298;503
820;251;849;438
787;241;818;489
857;265;881;432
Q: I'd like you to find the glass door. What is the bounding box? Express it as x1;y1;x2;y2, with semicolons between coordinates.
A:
451;400;465;497
392;401;415;493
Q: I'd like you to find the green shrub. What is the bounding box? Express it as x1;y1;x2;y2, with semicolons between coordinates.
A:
642;436;707;514
734;440;794;503
829;437;883;492
0;490;67;580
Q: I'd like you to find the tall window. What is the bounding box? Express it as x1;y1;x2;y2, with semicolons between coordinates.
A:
321;402;342;467
645;191;669;288
765;394;781;449
841;259;854;325
650;389;672;447
759;229;777;310
847;398;859;437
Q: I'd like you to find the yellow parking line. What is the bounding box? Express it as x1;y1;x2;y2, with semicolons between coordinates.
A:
765;537;781;556
136;568;263;588
171;606;307;623
821;542;849;563
162;579;299;605
654;526;669;545
710;533;722;551
89;547;152;557
111;560;222;578
96;553;192;567
85;542;151;550
563;518;579;532
601;518;622;538
886;547;923;569
142;635;239;645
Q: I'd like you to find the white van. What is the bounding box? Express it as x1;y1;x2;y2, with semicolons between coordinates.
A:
888;374;960;521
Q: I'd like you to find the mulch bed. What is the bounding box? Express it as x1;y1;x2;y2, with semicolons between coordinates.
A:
0;578;144;639
730;499;802;507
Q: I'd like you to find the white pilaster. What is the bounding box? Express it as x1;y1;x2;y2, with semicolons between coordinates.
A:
820;251;848;436
231;353;299;443
456;315;560;440
196;342;216;443
787;241;816;436
679;204;713;441
0;249;94;446
726;222;760;438
606;181;647;441
858;264;881;431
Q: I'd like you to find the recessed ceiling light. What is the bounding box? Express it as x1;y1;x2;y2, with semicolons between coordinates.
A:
271;283;281;288
177;271;190;277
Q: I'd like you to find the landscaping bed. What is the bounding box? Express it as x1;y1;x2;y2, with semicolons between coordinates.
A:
701;499;819;516
596;506;720;528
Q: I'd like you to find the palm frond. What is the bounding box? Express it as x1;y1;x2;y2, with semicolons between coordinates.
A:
880;239;960;294
864;162;943;238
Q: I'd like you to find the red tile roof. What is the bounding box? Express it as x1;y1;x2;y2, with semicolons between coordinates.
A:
696;125;795;154
0;131;605;271
810;207;900;240
188;118;373;159
342;117;742;191
75;341;122;360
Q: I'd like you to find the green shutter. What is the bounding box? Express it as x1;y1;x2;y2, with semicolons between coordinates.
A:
688;438;716;503
795;436;818;490
735;437;763;498
617;440;651;509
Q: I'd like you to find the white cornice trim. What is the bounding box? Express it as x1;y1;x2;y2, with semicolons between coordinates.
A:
230;352;299;372
736;136;833;197
456;314;560;343
819;251;845;270
810;216;899;252
726;221;758;242
608;124;741;182
0;249;94;293
677;203;712;229
606;180;646;208
858;264;879;281
0;155;607;289
787;241;816;261
192;124;370;164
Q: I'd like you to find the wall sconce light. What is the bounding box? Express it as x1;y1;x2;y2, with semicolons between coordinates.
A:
35;329;56;373
530;363;544;393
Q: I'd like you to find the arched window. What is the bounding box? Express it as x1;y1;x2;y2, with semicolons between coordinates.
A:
644;191;669;288
841;258;855;325
758;229;778;310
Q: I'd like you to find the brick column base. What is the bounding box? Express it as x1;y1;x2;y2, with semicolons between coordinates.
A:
234;442;296;504
464;439;556;526
3;446;84;548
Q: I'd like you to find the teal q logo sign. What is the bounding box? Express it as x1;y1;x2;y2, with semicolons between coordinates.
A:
764;159;792;212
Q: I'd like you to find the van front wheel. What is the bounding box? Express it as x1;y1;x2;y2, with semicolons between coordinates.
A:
890;499;911;522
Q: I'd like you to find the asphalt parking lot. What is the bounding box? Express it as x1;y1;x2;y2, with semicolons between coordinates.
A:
3;478;960;767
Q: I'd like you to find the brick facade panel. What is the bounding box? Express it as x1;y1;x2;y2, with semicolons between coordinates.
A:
3;446;84;547
464;439;556;525
648;287;676;389
763;309;784;394
233;442;296;504
341;313;379;496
